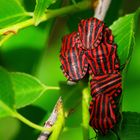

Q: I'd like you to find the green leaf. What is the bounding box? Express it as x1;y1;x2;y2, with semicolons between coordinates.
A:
120;112;140;140
0;67;49;118
0;67;15;118
0;117;20;140
10;72;46;109
96;112;140;140
59;127;83;140
122;38;140;112
1;25;49;73
110;13;136;68
0;0;27;28
34;0;57;25
59;82;82;127
59;82;82;112
59;81;88;128
97;131;118;140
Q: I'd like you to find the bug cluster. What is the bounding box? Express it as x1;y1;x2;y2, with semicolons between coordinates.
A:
60;17;122;134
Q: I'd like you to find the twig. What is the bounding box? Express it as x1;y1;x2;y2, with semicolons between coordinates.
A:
0;1;91;35
37;97;62;140
0;33;14;46
94;0;112;20
0;1;92;46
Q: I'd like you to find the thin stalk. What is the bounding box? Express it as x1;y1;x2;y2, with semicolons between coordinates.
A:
82;88;90;140
0;1;92;35
13;111;54;132
45;1;92;19
0;33;13;46
0;101;54;132
46;86;60;90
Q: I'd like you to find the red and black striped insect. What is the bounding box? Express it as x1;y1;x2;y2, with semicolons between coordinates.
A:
60;17;122;135
89;73;122;134
60;31;88;81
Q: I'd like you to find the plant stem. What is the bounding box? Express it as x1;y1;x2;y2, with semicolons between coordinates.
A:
0;33;13;46
82;88;90;140
46;86;60;90
46;1;92;19
0;18;34;35
0;1;92;36
49;105;64;140
37;97;62;140
94;0;112;20
0;101;54;132
13;111;54;132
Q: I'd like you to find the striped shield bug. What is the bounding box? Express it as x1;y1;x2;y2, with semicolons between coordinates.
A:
89;73;122;134
60;17;122;135
60;32;88;82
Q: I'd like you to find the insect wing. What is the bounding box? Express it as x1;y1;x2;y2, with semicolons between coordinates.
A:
89;73;122;134
78;17;104;49
60;32;88;81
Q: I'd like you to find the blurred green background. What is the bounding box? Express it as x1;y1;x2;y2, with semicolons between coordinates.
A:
0;0;140;140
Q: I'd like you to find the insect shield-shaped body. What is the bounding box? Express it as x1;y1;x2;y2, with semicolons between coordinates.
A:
78;18;122;134
60;32;88;82
89;73;122;134
78;18;120;77
60;17;122;135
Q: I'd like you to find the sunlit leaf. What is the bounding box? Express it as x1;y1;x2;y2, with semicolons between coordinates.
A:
0;67;14;118
10;72;46;109
59;81;88;127
110;13;137;68
0;0;28;28
58;127;83;140
122;38;140;112
34;0;57;25
0;66;48;118
1;25;49;73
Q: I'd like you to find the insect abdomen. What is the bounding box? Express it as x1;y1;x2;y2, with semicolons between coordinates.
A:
89;73;122;134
